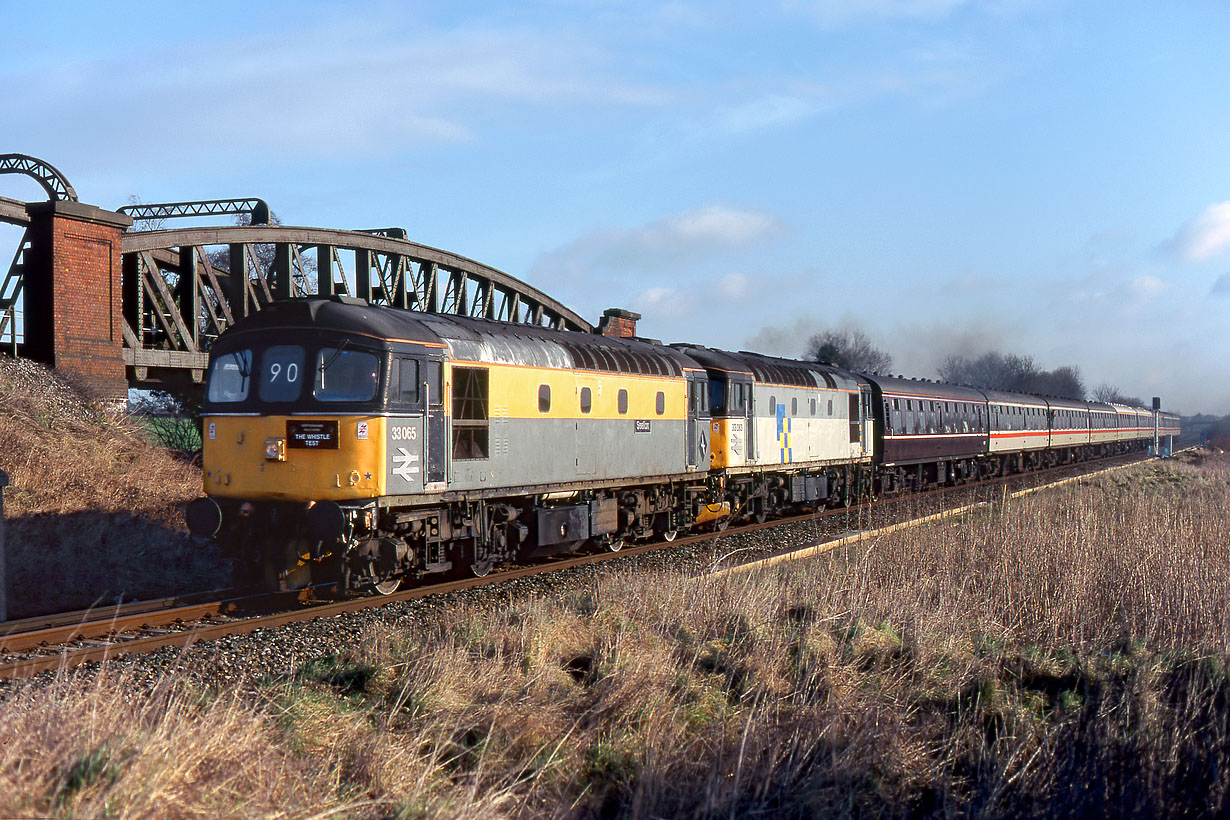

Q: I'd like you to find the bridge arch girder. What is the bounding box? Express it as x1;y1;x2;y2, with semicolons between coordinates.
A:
0;154;78;203
119;224;591;387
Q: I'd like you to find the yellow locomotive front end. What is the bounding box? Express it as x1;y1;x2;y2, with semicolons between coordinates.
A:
203;414;385;501
186;298;448;591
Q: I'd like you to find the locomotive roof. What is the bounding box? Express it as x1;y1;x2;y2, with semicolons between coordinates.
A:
214;298;697;378
678;346;867;391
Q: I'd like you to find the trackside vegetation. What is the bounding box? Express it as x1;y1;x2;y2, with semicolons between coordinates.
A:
1;452;1228;817
0;357;226;617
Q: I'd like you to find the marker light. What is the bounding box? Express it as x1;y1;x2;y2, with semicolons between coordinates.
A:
265;438;286;461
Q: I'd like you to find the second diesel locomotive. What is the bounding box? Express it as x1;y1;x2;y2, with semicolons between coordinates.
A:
186;296;1180;593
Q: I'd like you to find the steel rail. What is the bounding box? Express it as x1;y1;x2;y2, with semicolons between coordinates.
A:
0;453;1154;680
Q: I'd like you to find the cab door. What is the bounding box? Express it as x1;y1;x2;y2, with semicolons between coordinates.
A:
686;379;699;470
685;376;710;470
424;358;447;487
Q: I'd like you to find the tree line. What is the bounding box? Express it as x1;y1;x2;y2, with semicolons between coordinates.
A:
804;328;1140;404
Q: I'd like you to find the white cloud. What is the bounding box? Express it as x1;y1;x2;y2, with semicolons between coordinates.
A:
0;19;673;168
1128;274;1168;302
714;95;823;135
716;272;750;299
1165;201;1230;262
784;0;975;26
530;205;787;281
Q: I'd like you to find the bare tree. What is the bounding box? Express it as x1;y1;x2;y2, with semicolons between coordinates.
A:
806;328;893;373
206;210;318;295
1092;384;1144;406
939;352;1085;399
124;194;167;232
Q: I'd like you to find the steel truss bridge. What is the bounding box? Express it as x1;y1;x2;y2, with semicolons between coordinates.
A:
1;153;592;390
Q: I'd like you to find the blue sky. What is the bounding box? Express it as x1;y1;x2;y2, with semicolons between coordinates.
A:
3;0;1230;413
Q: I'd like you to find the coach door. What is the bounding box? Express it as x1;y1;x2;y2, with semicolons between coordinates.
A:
860;386;873;453
424;358;446;487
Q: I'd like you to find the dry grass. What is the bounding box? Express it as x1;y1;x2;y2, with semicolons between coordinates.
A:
0;357;226;617
4;452;1229;818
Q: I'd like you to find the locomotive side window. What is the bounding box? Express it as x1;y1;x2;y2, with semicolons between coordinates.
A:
315;348;379;402
828;399;833;416
452;367;489;460
580;387;592;414
792;397;798;415
258;345;304;402
810;398;817;416
538;384;551;413
388;358;420;408
207;349;252;403
656;391;665;415
618;389;628;415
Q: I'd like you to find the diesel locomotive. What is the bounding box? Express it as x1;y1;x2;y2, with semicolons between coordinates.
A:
185;296;1181;593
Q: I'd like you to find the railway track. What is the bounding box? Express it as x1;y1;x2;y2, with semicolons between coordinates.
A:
0;452;1155;681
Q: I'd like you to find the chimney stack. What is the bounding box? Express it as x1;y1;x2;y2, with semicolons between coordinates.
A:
597;307;641;339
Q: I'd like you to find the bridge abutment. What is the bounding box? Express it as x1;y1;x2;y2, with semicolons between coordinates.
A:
22;201;131;402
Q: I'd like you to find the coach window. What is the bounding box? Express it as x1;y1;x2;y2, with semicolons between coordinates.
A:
207;349;252;403
656;391;665;415
538;384;551;413
451;367;489;459
580;387;592;414
315;348;379;403
258;345;305;403
618;389;628;415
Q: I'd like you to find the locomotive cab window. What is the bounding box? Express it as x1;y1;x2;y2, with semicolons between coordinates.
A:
709;381;726;414
452;367;489;460
315;347;379;403
207;349;252;403
258;345;304;403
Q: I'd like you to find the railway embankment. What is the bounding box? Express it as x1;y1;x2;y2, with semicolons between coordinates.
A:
0;451;1226;817
0;357;226;619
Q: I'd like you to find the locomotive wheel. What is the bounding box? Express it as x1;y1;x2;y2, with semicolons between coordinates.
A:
372;576;402;595
604;536;624;552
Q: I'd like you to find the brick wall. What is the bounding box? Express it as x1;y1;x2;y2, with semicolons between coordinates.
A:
23;201;131;401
